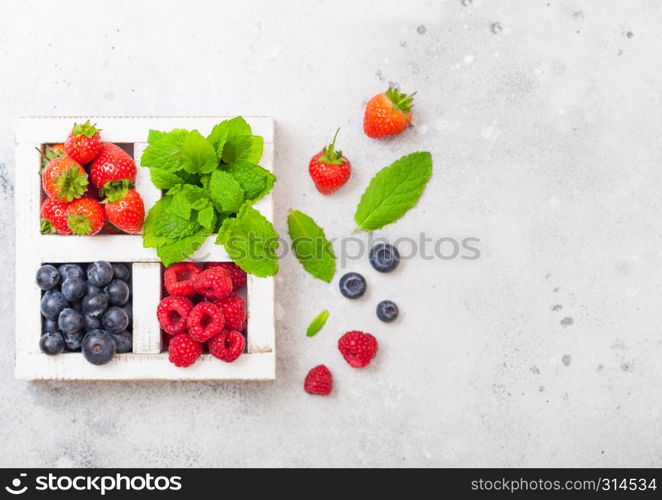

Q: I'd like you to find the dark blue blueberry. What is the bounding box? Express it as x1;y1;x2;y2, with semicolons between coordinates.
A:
40;290;68;319
104;279;130;306
112;330;133;353
63;331;83;351
82;292;109;318
102;306;129;334
376;300;399;322
339;272;367;299
61;277;86;302
87;261;114;287
36;265;60;290
85;282;102;297
58;264;85;281
71;301;83;313
58;308;84;334
369;243;400;273
112;263;131;281
42;317;58;333
39;331;65;355
122;302;132;322
82;329;116;365
83;313;101;332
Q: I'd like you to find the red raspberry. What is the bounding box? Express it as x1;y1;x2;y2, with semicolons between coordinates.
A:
193;267;232;300
338;330;378;368
157;296;193;335
163;262;201;298
212;293;246;331
204;262;247;290
187;302;225;342
208;329;245;362
168;334;202;367
304;365;333;396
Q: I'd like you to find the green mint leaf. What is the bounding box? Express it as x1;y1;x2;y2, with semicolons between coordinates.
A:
306;310;330;337
354;152;433;232
158;228;211;267
154;209;202;239
222;135;263;164
287;210;335;282
207;117;252;157
197;205;217;230
149;167;185;190
147;129;166;144
225;161;276;202
169;184;209;220
141;129;188;170
208;170;245;214
181;130;218;174
216;204;279;277
143;197;173;249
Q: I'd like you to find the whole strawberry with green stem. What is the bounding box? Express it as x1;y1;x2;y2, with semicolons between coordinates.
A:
308;129;351;195
42;156;89;202
103;188;145;234
90;143;137;201
363;87;416;138
64;121;102;164
40;198;72;235
65;197;106;235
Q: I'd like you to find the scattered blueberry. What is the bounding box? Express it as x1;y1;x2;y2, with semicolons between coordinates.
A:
87;261;114;287
40;290;68;319
85;282;103;297
58;263;85;281
102;306;129;334
376;300;399;322
83;313;101;332
36;265;60;290
81;329;116;365
339;272;367;299
63;331;83;351
39;331;65;355
82;292;109;318
42;317;58;333
61;277;86;302
369;243;400;273
112;330;133;353
122;302;132;322
58;308;84;334
104;279;130;306
112;263;131;281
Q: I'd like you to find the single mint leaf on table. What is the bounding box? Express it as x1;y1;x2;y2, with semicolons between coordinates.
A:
354;151;433;232
225;161;276;202
158;229;211;267
306;310;330;337
181;130;218;174
141;129;188;170
287;209;335;283
207;116;252;157
222;135;264;164
208;170;245;214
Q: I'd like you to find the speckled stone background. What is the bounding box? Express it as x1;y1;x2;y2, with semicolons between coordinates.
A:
1;0;661;467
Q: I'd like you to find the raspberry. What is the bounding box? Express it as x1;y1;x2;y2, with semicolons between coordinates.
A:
304;365;333;396
157;296;193;335
338;330;378;368
193;267;232;300
204;262;247;290
163;262;201;298
187;302;225;342
212;293;246;331
208;329;245;362
168;334;202;367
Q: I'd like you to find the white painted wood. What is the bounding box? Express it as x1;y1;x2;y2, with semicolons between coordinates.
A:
131;263;162;354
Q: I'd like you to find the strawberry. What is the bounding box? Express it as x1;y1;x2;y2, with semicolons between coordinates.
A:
64;121;102;164
363;87;416;138
65;197;106;235
90;143;137;200
308;129;351;195
103;189;145;234
40;198;72;235
42;156;89;202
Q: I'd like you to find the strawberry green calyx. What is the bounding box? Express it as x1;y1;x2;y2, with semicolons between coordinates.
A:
72;120;101;138
40;218;56;234
100;179;132;203
55;167;89;202
67;214;92;235
385;88;416;113
319;128;345;165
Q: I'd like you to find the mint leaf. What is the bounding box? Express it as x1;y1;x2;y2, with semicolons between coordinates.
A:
306;310;329;337
147;129;166;144
141;129;188;170
158;229;211;267
207;117;252;157
225;161;275;202
354;152;433;232
208;170;245;214
216;204;279;277
287;210;335;282
222;135;263;164
180;130;218;174
169;184;210;220
148;168;182;189
197;205;216;230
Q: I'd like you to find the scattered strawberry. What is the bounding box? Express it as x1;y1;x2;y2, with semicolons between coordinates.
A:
90;142;137;199
65;197;105;235
187;302;225;342
38;144;65;174
193;267;233;301
208;329;245;362
363;87;415;138
103;189;145;234
212;293;246;331
308;129;351;195
40;198;72;235
304;365;333;396
42;156;88;202
157;296;194;335
64;121;102;164
338;330;378;368
203;262;247;290
164;262;201;298
168;334;202;367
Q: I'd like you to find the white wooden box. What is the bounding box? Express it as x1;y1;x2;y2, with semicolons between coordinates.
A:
14;117;275;380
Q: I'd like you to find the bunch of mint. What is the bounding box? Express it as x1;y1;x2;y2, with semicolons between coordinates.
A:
141;117;279;276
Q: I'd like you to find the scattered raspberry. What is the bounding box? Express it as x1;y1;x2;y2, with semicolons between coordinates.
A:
212;293;246;331
304;365;333;396
168;334;202;367
208;329;245;362
157;296;193;335
187;302;225;342
204;262;247;290
193;267;232;300
338;330;378;368
164;262;201;298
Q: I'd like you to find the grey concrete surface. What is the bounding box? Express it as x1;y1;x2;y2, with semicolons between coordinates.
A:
0;0;661;467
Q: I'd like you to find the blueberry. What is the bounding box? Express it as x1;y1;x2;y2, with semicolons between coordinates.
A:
122;302;132;322
112;330;133;353
36;265;60;290
63;331;83;351
369;243;400;273
376;300;399;322
39;331;65;355
42;317;58;333
40;290;68;319
101;306;129;334
58;264;85;281
58;308;84;334
83;313;101;331
112;263;131;281
81;329;116;365
61;277;86;302
104;279;130;306
71;301;83;313
85;282;102;297
82;292;109;318
87;261;114;287
339;272;367;299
